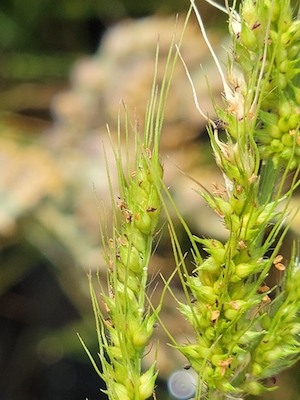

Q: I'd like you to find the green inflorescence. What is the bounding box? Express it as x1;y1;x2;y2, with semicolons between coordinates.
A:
170;1;300;399
99;147;162;400
223;0;300;169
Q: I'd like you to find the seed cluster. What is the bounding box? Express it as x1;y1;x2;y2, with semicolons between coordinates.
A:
176;176;288;396
99;149;162;400
179;219;300;396
220;0;300;169
176;0;300;398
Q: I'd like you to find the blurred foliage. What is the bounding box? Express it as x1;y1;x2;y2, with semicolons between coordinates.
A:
0;0;192;54
1;53;78;83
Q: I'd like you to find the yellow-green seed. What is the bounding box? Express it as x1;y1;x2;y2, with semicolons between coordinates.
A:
139;368;157;400
245;380;266;395
235;262;255;278
240;21;258;50
251;361;263;376
119;244;141;273
288;113;300;129
281;133;294;147
134;211;152;235
113;382;131;400
270;139;284;153
224;308;239;320
278;116;290;132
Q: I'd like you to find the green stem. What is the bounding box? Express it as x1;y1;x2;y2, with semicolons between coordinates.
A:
258;158;281;205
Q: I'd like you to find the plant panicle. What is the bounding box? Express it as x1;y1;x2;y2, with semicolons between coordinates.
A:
160;0;300;398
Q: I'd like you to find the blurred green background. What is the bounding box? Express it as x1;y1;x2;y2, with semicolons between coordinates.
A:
0;1;300;400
